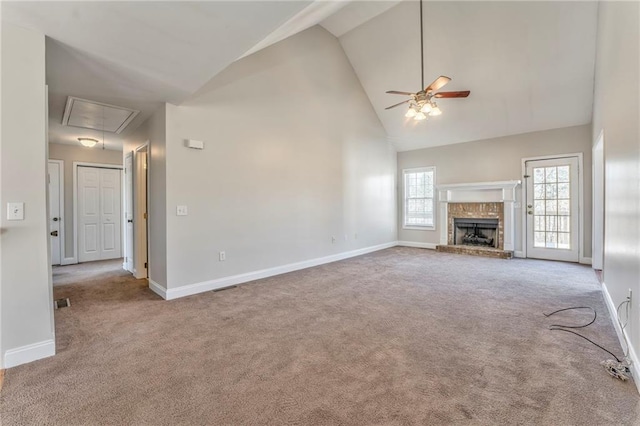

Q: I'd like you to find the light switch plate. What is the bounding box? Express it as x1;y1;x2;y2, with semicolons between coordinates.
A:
176;205;188;216
7;202;24;220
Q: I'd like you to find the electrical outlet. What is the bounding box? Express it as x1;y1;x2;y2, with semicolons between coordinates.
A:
331;236;336;244
219;251;226;261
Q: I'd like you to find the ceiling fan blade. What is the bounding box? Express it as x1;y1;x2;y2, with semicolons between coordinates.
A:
385;99;410;110
386;90;415;96
425;75;451;92
434;90;471;98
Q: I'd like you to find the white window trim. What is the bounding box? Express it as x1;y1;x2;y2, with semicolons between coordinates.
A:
402;166;437;231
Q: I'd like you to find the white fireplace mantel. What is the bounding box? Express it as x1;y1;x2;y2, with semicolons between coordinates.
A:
437;180;521;251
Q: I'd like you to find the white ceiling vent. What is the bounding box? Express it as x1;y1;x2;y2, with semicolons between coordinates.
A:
62;97;140;134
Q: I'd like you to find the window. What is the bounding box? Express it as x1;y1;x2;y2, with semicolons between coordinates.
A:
403;167;436;229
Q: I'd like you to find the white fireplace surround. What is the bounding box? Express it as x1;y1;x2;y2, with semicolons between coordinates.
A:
437;180;521;251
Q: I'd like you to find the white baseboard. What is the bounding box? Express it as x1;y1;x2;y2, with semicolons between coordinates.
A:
61;257;76;266
580;257;593;265
396;241;437;250
4;339;55;369
514;251;525;258
162;242;397;300
601;281;640;394
149;279;167;299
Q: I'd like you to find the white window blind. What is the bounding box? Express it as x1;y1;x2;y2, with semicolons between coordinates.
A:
403;167;436;228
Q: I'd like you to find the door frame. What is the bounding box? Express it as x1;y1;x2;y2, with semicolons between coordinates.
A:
72;161;124;264
592;131;604;270
48;159;65;265
133;142;149;279
521;152;587;263
124;151;134;273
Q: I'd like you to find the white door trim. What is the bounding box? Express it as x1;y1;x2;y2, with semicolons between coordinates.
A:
134;142;149;279
72;161;123;265
124;152;134;272
48;159;65;264
521;153;585;263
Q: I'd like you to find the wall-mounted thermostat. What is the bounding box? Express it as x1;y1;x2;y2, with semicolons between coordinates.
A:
185;139;204;150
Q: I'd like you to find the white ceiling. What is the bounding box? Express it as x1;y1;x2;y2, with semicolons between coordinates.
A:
1;0;313;149
337;1;598;151
2;1;599;152
320;0;402;37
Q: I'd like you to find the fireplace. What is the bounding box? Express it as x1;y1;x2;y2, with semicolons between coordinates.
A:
453;218;499;248
436;180;520;259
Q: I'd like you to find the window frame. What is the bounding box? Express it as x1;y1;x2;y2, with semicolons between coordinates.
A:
402;166;437;231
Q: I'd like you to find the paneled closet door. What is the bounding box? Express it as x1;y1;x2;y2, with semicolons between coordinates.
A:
78;166;122;262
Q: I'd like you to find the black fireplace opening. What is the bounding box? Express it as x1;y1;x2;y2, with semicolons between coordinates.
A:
453;218;499;248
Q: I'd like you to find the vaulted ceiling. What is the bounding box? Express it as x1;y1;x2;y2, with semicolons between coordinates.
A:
1;1;598;152
336;1;598;151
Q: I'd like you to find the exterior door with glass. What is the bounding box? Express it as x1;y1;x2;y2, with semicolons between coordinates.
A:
525;157;580;262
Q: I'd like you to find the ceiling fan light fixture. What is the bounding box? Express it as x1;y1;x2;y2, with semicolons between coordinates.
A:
420;103;432;113
429;105;442;116
78;137;98;147
414;111;427;121
405;107;417;118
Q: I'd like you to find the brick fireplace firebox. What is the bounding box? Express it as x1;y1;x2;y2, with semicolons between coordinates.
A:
447;202;504;249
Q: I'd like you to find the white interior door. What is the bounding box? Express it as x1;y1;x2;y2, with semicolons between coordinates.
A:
48;161;62;265
100;168;122;259
525;157;580;262
78;166;122;262
124;153;134;272
134;150;148;279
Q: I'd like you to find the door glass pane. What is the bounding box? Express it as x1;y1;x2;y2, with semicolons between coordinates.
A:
558;200;570;215
557;166;570;182
545;216;557;232
532;164;573;251
545;183;557;199
545;200;557;215
558;183;570;199
558;233;570;249
545;167;557;182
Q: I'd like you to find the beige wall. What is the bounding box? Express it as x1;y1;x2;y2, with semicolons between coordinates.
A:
1;23;54;367
161;26;397;290
48;143;122;261
397;125;592;257
591;2;640;362
123;105;168;288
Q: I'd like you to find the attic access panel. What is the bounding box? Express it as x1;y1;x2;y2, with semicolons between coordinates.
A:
62;96;140;134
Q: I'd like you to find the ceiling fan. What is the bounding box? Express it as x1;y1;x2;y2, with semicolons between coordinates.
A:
385;0;470;121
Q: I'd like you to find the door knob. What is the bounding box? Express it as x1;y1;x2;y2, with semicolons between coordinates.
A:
527;204;533;208
128;219;133;223
527;211;533;215
53;217;59;222
50;230;58;236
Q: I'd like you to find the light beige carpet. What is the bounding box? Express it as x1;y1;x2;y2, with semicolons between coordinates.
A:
1;248;639;425
52;258;125;286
